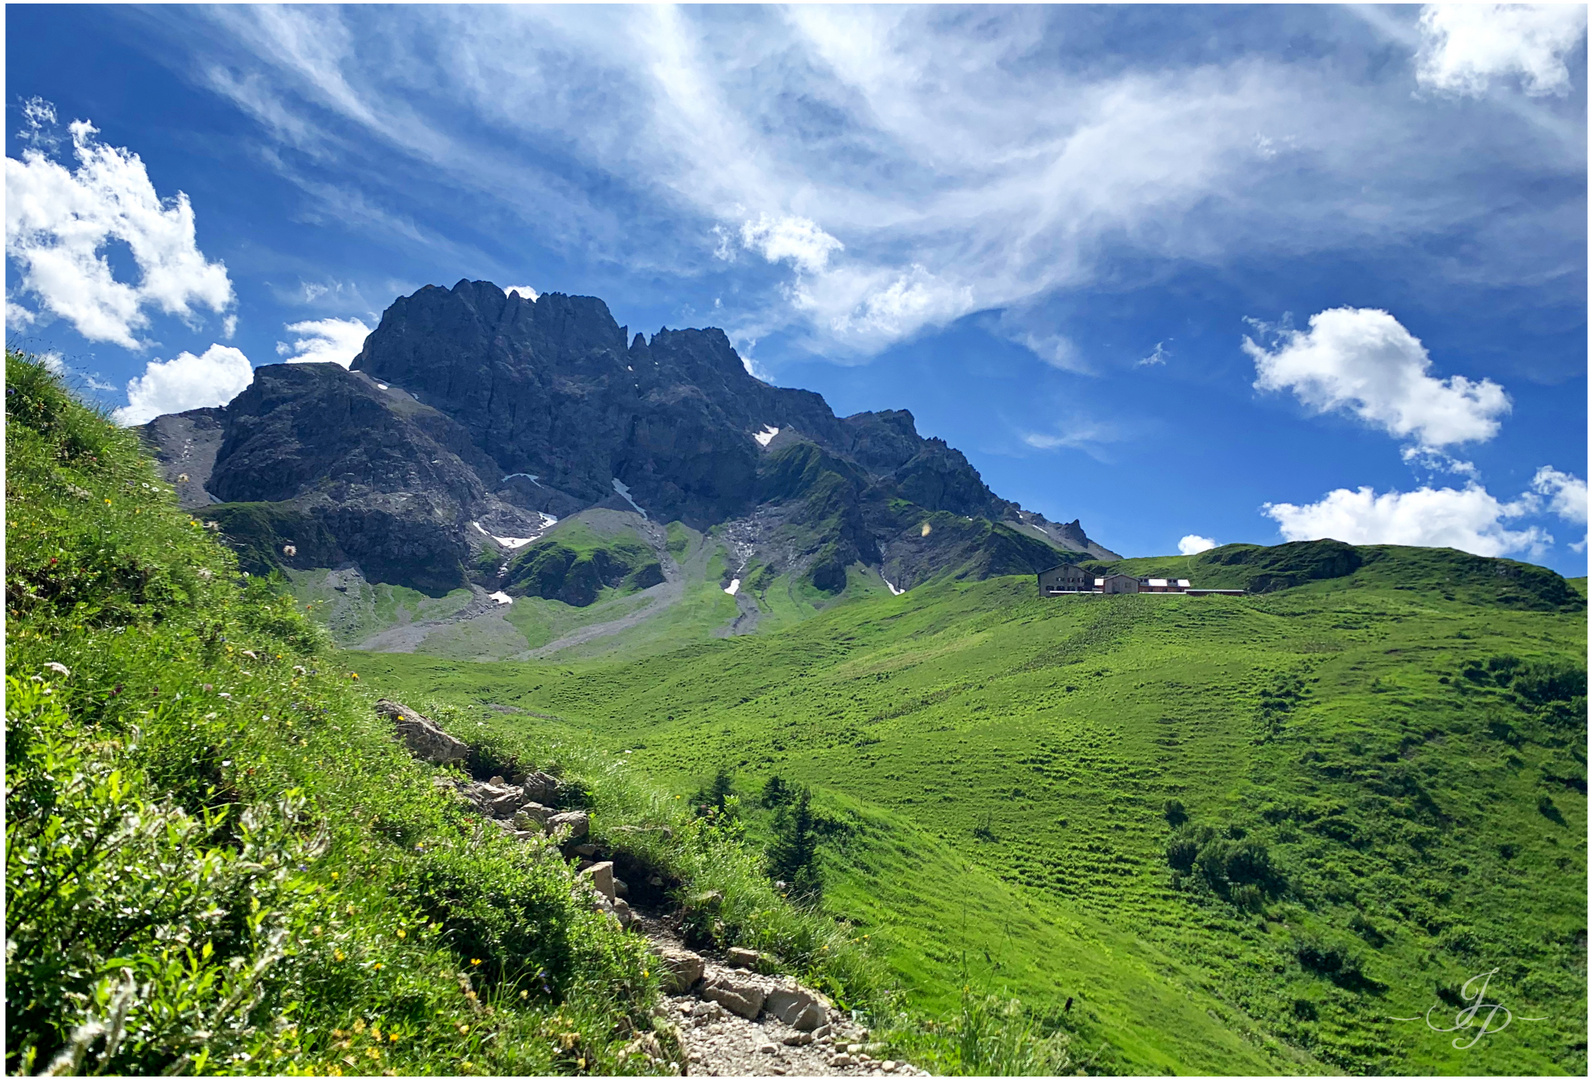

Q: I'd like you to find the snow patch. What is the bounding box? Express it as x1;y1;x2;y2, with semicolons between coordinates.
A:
502;472;542;487
753;425;780;447
884;578;904;596
472;521;539;549
488;590;513;605
612;478;647;519
376;382;389;390
724;578;741;596
539;512;559;528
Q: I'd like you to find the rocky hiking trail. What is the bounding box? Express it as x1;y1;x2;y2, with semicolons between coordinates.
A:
377;698;927;1077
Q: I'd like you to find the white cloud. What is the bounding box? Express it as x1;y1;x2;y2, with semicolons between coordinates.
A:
1531;466;1588;525
179;7;1588;361
112;344;254;426
1178;534;1218;555
1138;342;1169;368
275;317;372;368
504;284;539;301
1262;482;1548;558
1020;416;1126;461
740;213;844;275
5;112;234;349
1247;307;1510;452
1416;4;1588;97
38;350;66;375
16;97;60;152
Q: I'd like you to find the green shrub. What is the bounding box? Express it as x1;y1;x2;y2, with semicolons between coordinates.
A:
1163;798;1188;828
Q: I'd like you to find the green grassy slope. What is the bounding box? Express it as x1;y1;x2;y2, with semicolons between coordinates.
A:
357;556;1588;1075
3;353;887;1076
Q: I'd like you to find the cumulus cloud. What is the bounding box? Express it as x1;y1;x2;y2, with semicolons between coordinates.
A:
740;213;844;275
38;350;66;375
274;317;372;368
112;344;254;426
1262;482;1548;558
1416;4;1588;97
5;110;234;349
1247;307;1510;453
1531;465;1587;551
504;284;539;300
1178;534;1218;555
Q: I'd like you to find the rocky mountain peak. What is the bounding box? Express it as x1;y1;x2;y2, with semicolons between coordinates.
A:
141;279;1118;596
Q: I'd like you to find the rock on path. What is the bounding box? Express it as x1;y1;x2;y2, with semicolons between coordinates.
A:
637;919;928;1077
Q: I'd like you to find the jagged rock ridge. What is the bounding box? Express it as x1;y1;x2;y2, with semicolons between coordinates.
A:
140;279;1117;598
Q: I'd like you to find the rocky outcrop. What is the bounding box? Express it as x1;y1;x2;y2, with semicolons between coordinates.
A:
549;810;590;839
374;699;468;764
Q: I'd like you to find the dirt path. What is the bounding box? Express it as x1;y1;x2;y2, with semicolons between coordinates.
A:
635;920;924;1078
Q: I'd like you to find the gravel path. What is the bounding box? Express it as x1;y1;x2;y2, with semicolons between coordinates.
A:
637;922;926;1078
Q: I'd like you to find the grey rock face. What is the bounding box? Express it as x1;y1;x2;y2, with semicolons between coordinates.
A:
461;777;528;818
727;946;761;969
700;972;767;1019
374;699;468;764
654;943;707;994
516;769;560;804
580;860;617;901
765;986;828;1031
512;802;552;831
548;810;590;839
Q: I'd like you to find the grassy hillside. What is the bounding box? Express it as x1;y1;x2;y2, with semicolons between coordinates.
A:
357;549;1588;1075
3;352;891;1076
505;520;665;607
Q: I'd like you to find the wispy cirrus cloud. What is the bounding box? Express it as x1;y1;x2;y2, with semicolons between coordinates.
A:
153;5;1583;366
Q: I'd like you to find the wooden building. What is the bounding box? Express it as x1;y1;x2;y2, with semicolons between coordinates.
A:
1037;562;1095;596
1099;572;1141;594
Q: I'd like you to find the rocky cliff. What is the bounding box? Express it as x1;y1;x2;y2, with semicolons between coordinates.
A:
140;279;1117;598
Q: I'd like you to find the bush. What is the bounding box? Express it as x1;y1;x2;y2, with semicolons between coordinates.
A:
1163;798;1188;828
1167;831;1201;874
1294;931;1363;981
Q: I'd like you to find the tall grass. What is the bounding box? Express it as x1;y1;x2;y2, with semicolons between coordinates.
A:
4;352;664;1075
5;348;922;1075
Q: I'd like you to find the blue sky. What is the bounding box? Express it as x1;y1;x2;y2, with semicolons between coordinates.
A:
6;4;1588;573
